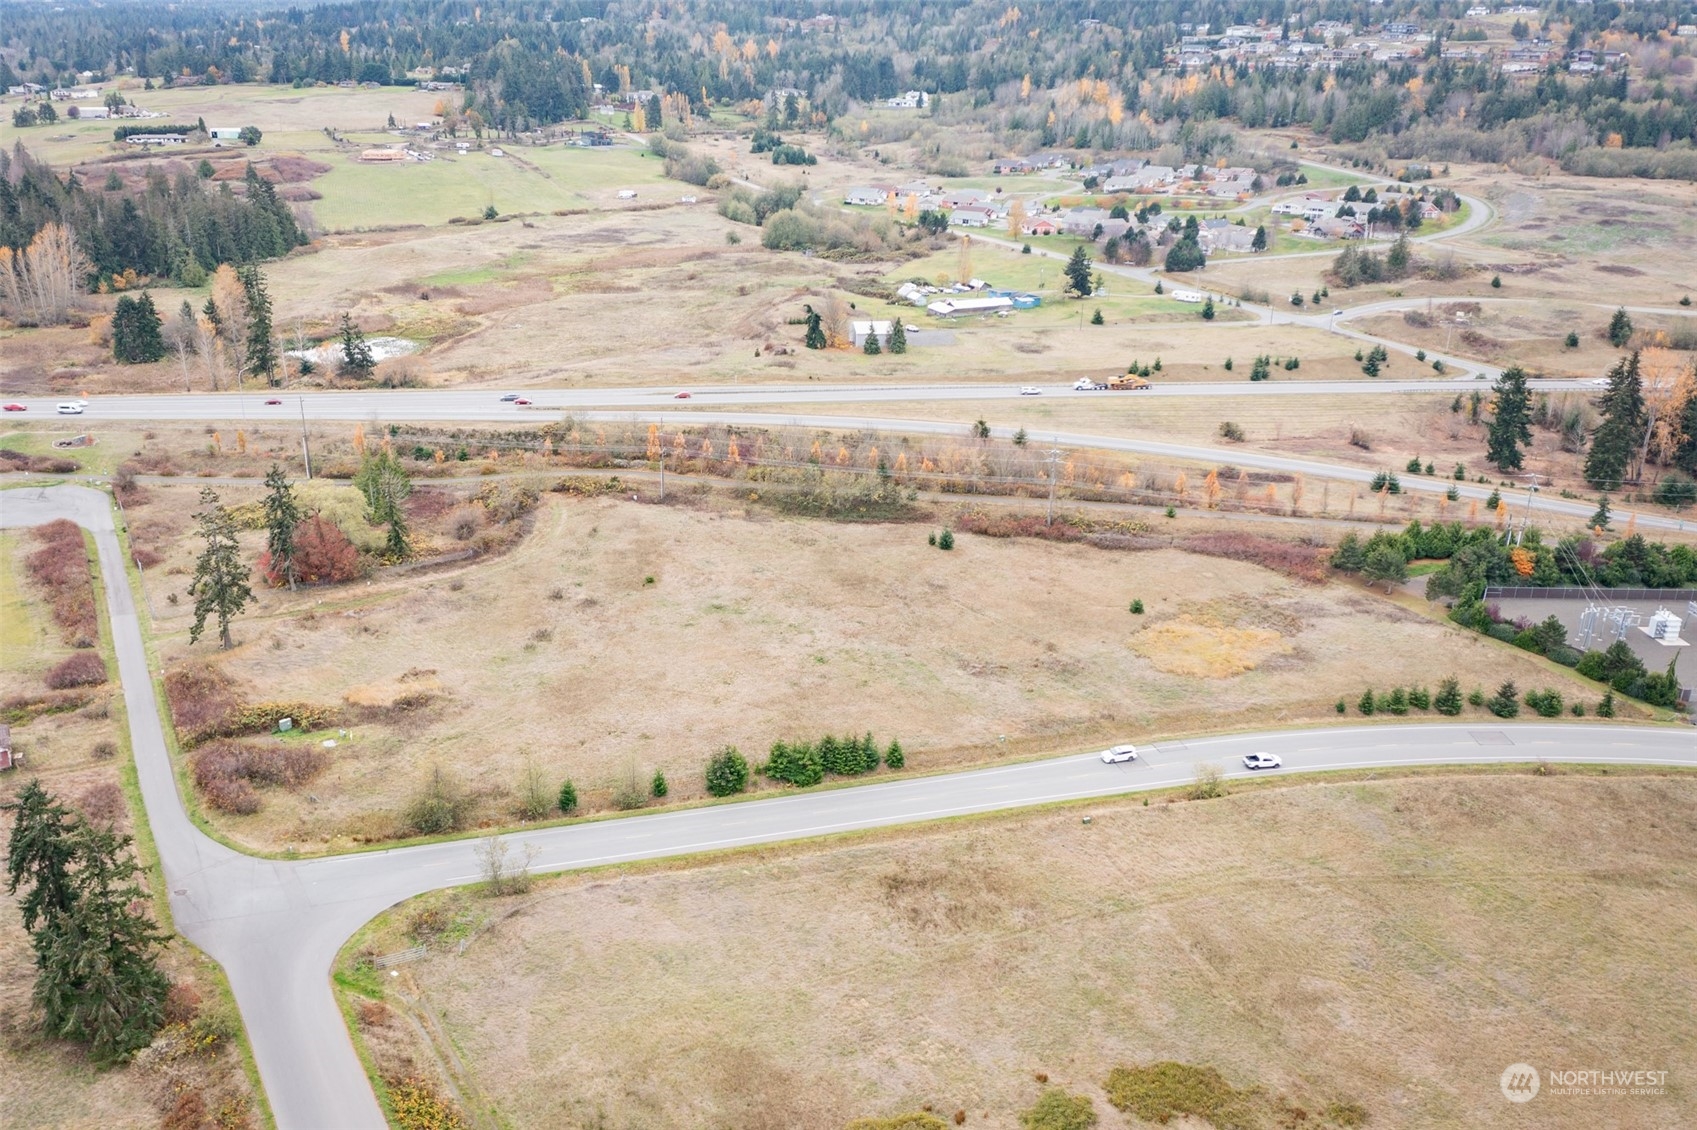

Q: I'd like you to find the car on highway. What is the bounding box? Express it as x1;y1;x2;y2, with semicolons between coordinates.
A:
500;393;520;401
1073;378;1107;391
513;398;532;406
56;402;85;415
1019;386;1042;396
674;391;692;399
1242;752;1282;770
1099;744;1139;764
264;398;283;406
3;403;25;412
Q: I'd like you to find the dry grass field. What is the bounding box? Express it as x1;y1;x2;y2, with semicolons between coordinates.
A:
0;530;257;1130
357;772;1697;1129
134;486;1624;853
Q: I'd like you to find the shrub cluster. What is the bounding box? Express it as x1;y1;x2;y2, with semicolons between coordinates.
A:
27;519;98;647
165;664;338;745
1181;532;1330;583
1358;677;1463;716
0;448;80;474
705;747;749;797
386;1075;468;1130
190;740;328;815
44;652;108;690
765;732;889;787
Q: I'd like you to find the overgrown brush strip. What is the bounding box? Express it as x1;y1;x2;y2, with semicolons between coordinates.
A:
386;1076;468;1130
165;664;338;745
27;518;99;646
191;740;330;815
44;652;108;690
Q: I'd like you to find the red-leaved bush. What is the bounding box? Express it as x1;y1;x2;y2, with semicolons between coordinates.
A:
258;515;362;587
165;664;243;743
44;651;108;689
191;740;330;814
27;519;98;646
1181;532;1331;583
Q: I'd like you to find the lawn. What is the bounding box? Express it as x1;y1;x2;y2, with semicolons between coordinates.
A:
139;483;1622;854
356;771;1697;1129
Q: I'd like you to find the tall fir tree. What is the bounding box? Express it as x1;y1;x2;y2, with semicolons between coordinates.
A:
1063;245;1093;297
241;266;277;386
803;305;826;350
338;311;376;381
1585;351;1645;489
1251;224;1267;252
1486;365;1533;471
3;780;79;934
1607;306;1634;348
354;448;412;559
886;317;907;354
33;821;170;1063
261;463;301;591
111;291;165;363
188;486;254;649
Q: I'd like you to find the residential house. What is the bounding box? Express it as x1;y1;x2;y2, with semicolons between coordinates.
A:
1027;151;1074;170
939;188;993;210
68;105;109;119
1027;217;1060;236
1199;221;1256;253
992;157;1035;175
844;186;891;206
1060;207;1111;236
125;133;188;147
886;90;928;109
850;320;894;347
950;205;998;227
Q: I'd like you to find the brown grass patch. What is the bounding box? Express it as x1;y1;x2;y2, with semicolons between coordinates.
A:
1130;615;1291;678
43;652;107;690
384;775;1697;1130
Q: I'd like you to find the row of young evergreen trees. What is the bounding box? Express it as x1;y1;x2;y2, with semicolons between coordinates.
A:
765;733;901;787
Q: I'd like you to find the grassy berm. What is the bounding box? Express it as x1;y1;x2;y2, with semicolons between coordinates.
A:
359;772;1696;1129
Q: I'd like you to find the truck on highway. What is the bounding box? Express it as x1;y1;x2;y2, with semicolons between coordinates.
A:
1073;377;1108;390
1107;374;1151;391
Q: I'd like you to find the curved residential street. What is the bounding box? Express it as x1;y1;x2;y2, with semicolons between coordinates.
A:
3;484;1696;1127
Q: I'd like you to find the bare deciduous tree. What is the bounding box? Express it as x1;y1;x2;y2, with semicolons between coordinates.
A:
0;223;90;325
475;834;538;897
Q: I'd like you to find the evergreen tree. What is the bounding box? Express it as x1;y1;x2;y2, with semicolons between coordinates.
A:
1385;234;1411;277
1063;245;1093;297
863;327;881;354
1585;351;1645;489
1606;307;1634;347
32;821;170;1064
338;312;376;381
1250;224;1267;252
1201;298;1215;321
241;266;277;386
355;448;413;559
1486;365;1533;471
886;318;907;354
111;292;165;363
803;305;826;349
187;487;253;649
1589;495;1612;530
261;463;301;591
3;781;79;934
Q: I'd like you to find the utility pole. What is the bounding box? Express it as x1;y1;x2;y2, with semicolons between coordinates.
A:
298;397;313;480
1044;445;1063;526
1512;472;1544;545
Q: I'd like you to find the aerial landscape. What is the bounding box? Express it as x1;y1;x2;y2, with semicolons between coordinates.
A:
1;0;1695;1127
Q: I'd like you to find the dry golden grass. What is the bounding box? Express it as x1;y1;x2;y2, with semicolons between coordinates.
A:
374;773;1697;1129
147;489;1625;853
1130;615;1289;678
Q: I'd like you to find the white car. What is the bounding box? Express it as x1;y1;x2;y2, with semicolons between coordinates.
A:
1100;744;1139;764
1242;752;1282;770
56;402;85;415
1019;386;1042;396
1073;378;1107;390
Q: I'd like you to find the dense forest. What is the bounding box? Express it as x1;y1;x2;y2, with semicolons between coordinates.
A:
3;0;1695;165
0;146;306;288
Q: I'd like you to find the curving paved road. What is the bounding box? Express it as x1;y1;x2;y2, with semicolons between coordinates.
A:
4;483;1696;1126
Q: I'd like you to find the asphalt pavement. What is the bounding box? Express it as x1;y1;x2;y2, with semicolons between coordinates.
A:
5;484;1697;1126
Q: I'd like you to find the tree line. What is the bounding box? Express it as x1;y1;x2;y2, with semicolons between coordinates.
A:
0;147;305;309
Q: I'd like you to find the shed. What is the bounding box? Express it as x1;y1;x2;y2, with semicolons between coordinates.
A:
927;296;1014;317
0;723;14;770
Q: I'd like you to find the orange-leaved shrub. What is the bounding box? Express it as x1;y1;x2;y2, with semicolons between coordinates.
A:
258;515;363;587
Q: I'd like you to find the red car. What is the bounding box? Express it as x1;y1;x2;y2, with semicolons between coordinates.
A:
264;398;283;406
2;403;25;412
674;391;692;399
513;398;532;406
